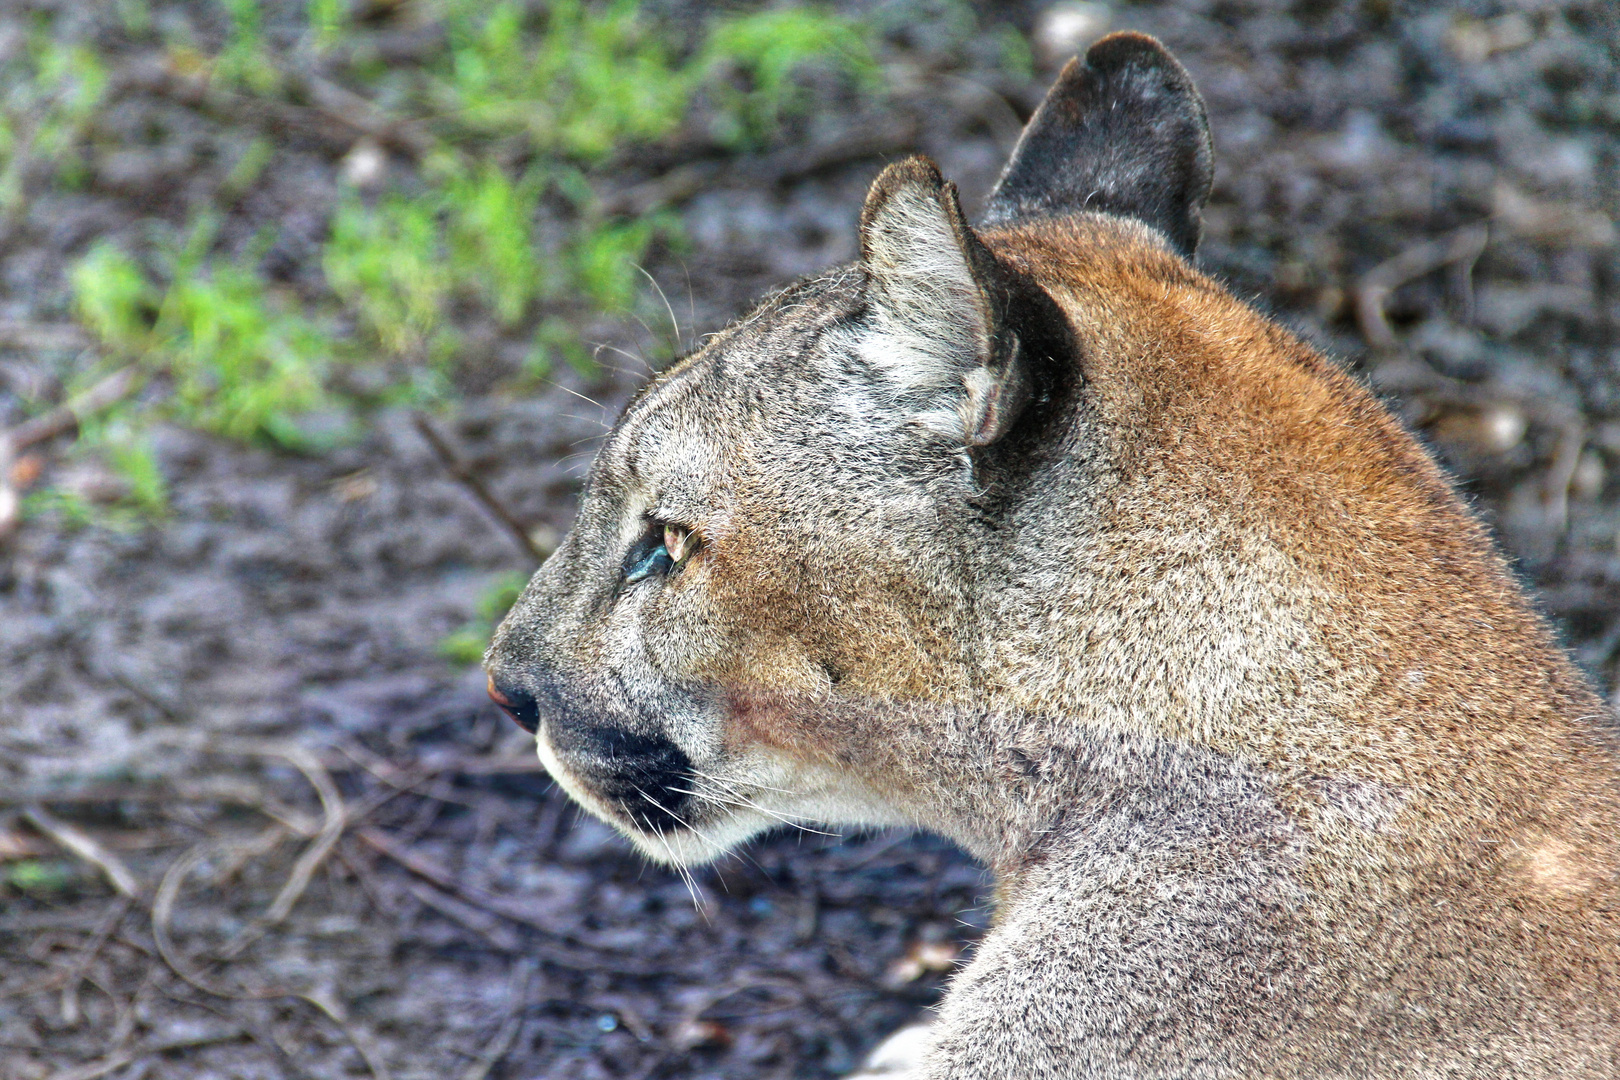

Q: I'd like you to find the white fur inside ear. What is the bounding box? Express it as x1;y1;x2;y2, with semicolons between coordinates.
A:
860;186;991;402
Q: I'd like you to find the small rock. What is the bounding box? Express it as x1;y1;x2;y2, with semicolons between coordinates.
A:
1430;404;1527;456
883;939;959;986
341;138;389;189
1571;451;1605;501
673;1019;732;1051
1033;2;1112;68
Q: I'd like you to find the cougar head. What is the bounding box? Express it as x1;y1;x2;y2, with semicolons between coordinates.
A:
484;33;1212;865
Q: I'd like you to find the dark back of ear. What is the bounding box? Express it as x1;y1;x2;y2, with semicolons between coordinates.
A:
982;32;1213;259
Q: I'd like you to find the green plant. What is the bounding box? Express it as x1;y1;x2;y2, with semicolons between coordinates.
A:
49;0;1027;533
326;191;453;356
698;7;877;148
307;0;349;51
0;35;108;211
444;164;547;326
326;163;546;359
435;0;689;161
215;0;281;93
73;228;342;452
439;570;532;665
3;859;77;894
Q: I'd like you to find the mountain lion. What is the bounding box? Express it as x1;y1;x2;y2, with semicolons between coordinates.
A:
486;32;1620;1078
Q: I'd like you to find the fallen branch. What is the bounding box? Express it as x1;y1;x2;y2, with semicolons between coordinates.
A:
219;745;349;958
354;826;658;974
4;365;142;454
151;831;289;1002
0;364;144;538
599;115;919;217
1354;224;1489;351
0;320;91;352
58;895;135;1026
460;959;535;1080
44;1029;247;1080
23;805;143;901
412;412;547;565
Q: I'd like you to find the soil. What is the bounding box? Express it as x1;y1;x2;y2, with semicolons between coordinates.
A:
0;1;1616;1078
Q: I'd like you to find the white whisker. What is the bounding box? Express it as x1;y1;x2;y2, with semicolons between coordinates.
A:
636;264;684;354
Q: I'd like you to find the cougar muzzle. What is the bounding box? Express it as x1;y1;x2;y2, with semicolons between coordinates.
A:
486;665;698;835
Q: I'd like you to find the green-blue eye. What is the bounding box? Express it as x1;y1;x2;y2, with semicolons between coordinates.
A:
623;522;698;585
625;539;673;584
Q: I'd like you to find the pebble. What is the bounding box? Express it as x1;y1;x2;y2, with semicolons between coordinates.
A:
1032;2;1113;69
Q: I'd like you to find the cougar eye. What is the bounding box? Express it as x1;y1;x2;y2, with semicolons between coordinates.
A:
623;520;701;585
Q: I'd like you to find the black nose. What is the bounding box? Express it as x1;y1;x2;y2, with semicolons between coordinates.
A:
550;724;694;834
487;676;540;733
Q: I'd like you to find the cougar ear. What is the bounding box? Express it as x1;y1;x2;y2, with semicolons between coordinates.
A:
857;156;1029;448
982;32;1213;258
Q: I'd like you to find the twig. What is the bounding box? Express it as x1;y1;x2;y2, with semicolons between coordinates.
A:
1354;224;1490;351
23;806;143;900
0;365;142;538
302;984;394;1080
354;826;658;974
412;412;547;565
599;115;920;217
44;1029;247;1080
0;320;90;352
403;879;521;952
151;831;287;1001
1540;421;1588;535
460;959;535;1080
59;895;135;1025
218;745;348;957
5;365;142;454
286;66;433;158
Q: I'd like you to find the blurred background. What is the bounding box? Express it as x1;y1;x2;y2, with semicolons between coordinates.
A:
0;0;1615;1077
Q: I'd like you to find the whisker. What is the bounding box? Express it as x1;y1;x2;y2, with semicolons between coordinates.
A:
688;767;806;799
546;380;607;412
633;786;704;911
635;264;684;354
589;340;654;374
670;781;838;838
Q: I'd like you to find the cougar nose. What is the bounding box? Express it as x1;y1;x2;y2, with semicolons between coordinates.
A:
487;675;539;733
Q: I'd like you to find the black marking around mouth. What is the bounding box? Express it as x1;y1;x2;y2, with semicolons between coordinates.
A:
555;724;695;835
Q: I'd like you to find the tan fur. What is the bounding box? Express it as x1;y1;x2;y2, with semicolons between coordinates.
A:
487;35;1620;1077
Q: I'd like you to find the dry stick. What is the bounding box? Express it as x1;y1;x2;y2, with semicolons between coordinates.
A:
403;879;522;953
1541;420;1588;535
302;983;395;1080
43;1030;247;1080
412;412;547;565
1354;224;1490;351
353;827;657;975
23;806;143;900
217;745;349;958
58;895;135;1026
460;959;535;1080
0;364;142;537
153;832;393;1080
598;115;920;217
0;754;544;808
0;320;90;352
5;365;142;453
151;833;289;1002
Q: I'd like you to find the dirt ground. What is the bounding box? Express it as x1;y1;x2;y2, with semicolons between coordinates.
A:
1;1;1617;1078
